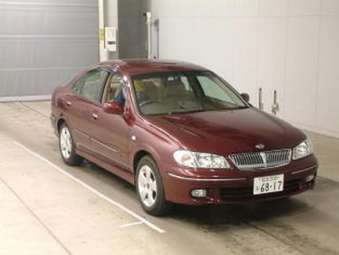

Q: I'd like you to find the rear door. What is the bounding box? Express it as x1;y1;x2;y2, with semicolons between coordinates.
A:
66;68;109;153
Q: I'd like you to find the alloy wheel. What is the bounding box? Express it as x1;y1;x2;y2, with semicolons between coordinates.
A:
138;165;158;208
60;126;72;160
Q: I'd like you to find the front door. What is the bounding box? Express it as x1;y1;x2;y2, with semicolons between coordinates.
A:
86;72;131;173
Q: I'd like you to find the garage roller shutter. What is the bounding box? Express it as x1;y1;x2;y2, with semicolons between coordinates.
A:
0;1;98;100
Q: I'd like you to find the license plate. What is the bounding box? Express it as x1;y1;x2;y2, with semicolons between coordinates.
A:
253;174;284;195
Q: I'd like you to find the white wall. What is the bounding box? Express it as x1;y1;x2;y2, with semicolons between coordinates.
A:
151;0;339;138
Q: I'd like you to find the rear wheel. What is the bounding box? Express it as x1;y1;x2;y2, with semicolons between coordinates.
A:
59;123;83;166
136;156;171;216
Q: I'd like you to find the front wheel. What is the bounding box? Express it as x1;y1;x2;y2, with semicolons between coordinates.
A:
59;123;83;166
136;156;171;216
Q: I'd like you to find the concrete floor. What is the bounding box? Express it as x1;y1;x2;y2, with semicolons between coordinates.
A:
0;101;338;255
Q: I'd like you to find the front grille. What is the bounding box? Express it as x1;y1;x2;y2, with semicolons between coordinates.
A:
229;149;291;170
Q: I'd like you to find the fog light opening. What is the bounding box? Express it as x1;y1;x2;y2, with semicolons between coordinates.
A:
305;174;315;183
191;189;207;198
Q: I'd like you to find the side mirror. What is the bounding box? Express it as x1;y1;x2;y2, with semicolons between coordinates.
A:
103;101;123;114
240;93;250;103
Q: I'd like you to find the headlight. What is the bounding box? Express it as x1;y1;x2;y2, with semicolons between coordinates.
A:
173;150;230;169
292;139;313;160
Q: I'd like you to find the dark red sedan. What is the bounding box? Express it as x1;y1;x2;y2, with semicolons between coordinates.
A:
51;59;318;215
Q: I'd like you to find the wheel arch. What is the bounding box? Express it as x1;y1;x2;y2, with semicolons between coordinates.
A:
56;118;66;134
132;147;163;173
133;150;152;173
133;148;171;215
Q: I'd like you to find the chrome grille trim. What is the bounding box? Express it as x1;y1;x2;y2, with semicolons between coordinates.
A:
229;149;292;170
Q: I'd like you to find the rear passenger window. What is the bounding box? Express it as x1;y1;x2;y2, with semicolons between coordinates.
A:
73;69;108;103
72;77;84;95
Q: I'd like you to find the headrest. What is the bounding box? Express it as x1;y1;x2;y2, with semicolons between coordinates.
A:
134;80;145;92
165;79;186;96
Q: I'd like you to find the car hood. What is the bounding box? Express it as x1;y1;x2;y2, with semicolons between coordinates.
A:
146;108;306;154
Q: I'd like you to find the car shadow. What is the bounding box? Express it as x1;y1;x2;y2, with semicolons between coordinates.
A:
82;161;337;228
169;198;307;226
169;177;339;228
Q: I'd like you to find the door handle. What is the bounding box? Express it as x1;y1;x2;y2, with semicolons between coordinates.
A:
92;113;98;120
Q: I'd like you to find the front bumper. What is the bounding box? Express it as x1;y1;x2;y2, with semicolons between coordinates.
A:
163;162;318;205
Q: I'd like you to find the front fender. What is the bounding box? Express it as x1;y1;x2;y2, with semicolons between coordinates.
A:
129;124;181;179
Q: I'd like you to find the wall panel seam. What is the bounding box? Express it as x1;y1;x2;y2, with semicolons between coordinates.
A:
0;1;97;8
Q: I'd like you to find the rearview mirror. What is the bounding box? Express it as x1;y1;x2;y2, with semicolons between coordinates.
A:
103;101;123;114
240;93;250;103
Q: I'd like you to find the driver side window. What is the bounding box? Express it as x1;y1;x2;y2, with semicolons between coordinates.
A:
102;73;125;105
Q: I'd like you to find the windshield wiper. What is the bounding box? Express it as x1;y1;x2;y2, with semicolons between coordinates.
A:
167;109;206;115
231;105;249;110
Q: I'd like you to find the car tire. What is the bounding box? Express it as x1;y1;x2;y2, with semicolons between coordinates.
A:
59;123;83;166
136;156;171;216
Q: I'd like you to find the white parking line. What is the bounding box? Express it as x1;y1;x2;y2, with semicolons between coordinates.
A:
119;221;144;229
13;141;166;234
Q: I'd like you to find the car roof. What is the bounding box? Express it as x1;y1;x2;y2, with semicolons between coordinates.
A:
98;59;209;76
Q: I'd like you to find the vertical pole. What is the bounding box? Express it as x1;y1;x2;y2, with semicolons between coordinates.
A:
98;0;106;62
154;19;160;59
258;88;264;111
272;90;280;115
145;11;152;59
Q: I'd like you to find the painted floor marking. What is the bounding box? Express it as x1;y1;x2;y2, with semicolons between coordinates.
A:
13;141;166;234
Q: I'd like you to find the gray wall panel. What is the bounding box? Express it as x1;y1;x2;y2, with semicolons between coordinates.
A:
0;68;81;96
0;1;99;98
118;0;148;59
0;38;98;68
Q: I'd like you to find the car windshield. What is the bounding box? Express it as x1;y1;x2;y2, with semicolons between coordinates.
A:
131;71;247;116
